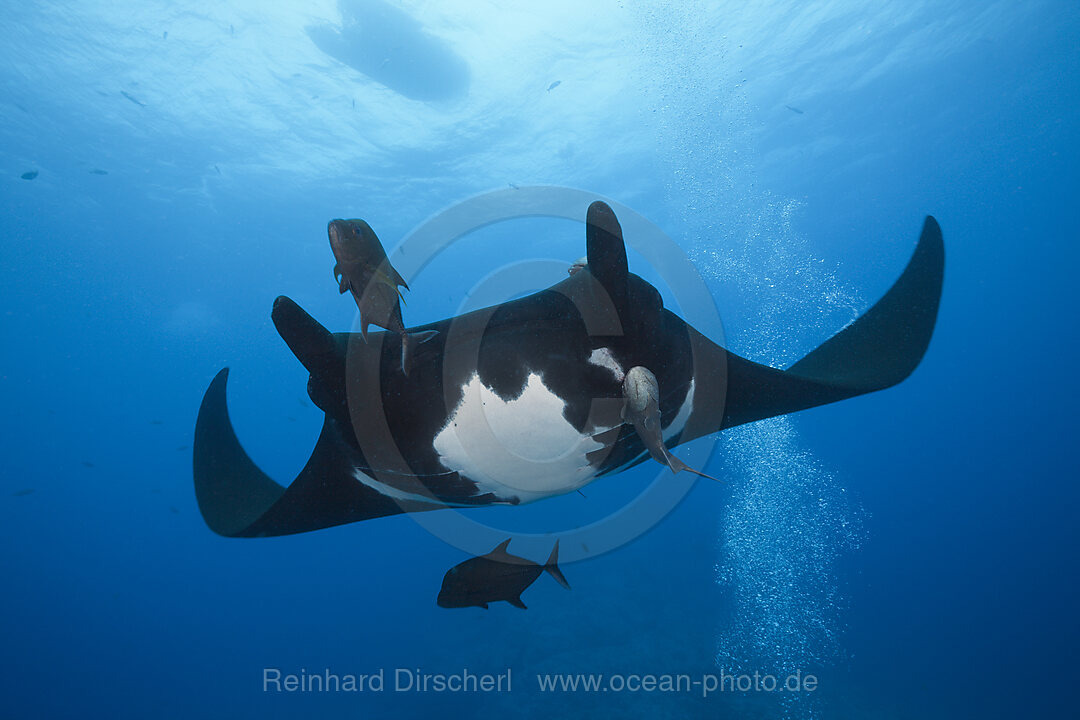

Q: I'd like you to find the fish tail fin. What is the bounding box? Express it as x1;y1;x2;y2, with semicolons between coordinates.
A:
665;450;725;484
399;329;439;375
544;540;571;590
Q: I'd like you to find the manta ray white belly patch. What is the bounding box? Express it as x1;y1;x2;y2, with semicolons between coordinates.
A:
433;372;613;503
588;347;625;381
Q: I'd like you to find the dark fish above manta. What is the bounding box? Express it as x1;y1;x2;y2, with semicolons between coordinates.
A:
438;539;569;609
192;201;944;539
327;218;437;374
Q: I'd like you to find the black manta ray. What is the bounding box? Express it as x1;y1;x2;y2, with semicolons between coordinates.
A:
193;202;943;538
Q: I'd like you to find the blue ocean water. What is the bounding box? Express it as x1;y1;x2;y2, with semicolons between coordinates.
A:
1;1;1077;718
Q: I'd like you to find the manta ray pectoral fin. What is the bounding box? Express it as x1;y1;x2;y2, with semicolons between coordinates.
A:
193;368;443;538
785;216;944;389
682;216;945;439
508;596;527;610
193;369;286;537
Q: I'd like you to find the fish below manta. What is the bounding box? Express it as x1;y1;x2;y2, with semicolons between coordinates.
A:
438;539;569;609
192;200;944;539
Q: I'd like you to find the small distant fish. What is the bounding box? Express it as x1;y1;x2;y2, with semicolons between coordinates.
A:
437;539;570;610
547;80;561;92
81;461;95;469
229;24;234;36
89;169;108;175
20;171;38;180
175;445;189;452
351;98;355;109
163;31;168;39
169;505;179;514
784;104;804;115
150;419;164;425
214;165;221;175
121;91;146;107
12;489;35;497
508;182;518;190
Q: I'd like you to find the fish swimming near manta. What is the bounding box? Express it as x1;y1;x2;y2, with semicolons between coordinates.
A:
327;218;437;374
192;201;944;538
438;539;570;609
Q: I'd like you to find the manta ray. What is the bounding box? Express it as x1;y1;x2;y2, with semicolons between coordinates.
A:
193;202;943;538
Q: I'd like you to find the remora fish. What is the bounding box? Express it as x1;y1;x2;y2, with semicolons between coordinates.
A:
620;365;721;481
437;539;570;609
